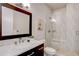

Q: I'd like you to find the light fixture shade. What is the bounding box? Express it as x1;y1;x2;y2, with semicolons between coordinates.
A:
51;18;56;23
22;3;30;8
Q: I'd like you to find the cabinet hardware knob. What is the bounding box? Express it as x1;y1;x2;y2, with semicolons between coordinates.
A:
27;52;35;56
38;47;44;50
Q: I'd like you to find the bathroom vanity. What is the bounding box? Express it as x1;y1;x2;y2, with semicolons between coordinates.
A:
0;39;44;56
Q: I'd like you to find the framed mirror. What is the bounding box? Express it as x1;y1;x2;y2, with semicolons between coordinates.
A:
0;3;32;40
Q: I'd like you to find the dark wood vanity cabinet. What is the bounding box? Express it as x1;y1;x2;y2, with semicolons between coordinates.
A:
18;44;44;56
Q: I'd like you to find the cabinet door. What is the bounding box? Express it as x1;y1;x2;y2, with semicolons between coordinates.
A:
35;44;44;56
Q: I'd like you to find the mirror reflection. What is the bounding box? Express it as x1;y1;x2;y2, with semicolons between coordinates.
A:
2;6;30;36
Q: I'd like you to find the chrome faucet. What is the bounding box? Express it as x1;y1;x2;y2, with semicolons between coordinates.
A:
19;37;22;43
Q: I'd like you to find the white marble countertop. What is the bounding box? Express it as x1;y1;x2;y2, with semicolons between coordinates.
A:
0;39;45;56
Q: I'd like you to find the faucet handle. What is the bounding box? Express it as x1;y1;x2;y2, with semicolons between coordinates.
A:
27;39;30;42
14;41;17;45
19;37;22;43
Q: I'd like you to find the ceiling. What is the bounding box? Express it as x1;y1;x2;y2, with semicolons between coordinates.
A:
46;3;67;10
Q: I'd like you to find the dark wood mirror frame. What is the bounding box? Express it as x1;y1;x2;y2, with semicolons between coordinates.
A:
0;3;32;40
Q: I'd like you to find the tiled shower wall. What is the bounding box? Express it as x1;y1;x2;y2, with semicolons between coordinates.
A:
66;4;79;55
46;4;79;55
51;7;66;50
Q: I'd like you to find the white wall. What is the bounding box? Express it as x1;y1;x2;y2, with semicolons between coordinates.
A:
30;3;52;40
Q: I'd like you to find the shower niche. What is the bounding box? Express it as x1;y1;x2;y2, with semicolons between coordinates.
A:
0;3;32;40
